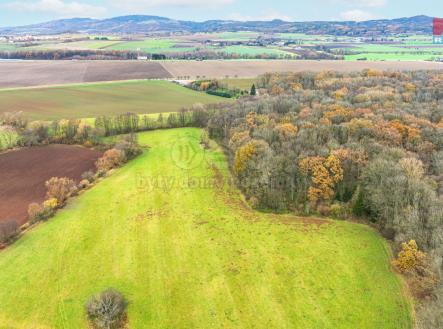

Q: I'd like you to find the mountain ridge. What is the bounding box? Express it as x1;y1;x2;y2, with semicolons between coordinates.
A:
0;14;434;36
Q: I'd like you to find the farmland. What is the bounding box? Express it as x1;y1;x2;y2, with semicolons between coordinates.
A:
0;144;101;225
0;128;412;328
0;80;230;120
2;31;442;61
0;60;172;88
1;60;442;90
161;59;443;79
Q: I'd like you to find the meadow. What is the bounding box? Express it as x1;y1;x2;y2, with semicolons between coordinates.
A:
105;39;196;53
339;44;443;61
0;80;230;120
0;128;412;328
220;78;257;90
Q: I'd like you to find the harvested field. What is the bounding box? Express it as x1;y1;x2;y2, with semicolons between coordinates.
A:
161;60;443;78
1;60;442;89
0;60;443;88
0;60;171;88
0;145;101;225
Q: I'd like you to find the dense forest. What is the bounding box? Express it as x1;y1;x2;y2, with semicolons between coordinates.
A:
204;70;443;328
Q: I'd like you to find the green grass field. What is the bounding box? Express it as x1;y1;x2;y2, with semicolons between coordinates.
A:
0;80;231;120
0;128;412;328
105;39;196;53
337;43;443;61
220;78;257;90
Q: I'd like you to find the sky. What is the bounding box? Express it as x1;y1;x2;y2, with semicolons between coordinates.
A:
0;0;441;27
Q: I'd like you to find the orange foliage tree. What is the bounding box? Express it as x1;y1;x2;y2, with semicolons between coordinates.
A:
299;155;344;203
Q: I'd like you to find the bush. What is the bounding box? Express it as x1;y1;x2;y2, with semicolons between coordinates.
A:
27;202;51;222
318;204;331;217
330;203;348;219
81;170;96;183
392;240;437;298
114;134;142;160
78;179;90;189
95;149;126;172
86;289;127;329
0;219;19;244
45;177;77;205
43;198;58;210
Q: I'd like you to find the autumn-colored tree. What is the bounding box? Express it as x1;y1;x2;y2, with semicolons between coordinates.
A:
95;149;126;172
393;240;427;273
275;123;298;139
389;120;421;145
45;177;77;204
299;155;344;203
334;87;349;100
229;131;251;149
246;112;257;130
234;140;259;174
271;85;284;95
392;240;437;298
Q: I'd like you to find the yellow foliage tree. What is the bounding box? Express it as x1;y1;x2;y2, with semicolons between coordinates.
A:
275;123;298;138
299;155;343;203
271;85;284;95
392;240;427;273
334;87;349;100
234;141;258;174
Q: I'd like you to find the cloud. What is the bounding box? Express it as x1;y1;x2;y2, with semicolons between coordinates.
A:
4;0;107;18
112;0;235;11
228;11;292;22
340;9;375;21
334;0;387;8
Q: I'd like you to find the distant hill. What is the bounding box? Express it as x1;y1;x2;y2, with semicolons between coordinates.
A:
0;14;434;36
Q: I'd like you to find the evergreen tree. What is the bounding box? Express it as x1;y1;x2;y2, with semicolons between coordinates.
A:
250;84;257;96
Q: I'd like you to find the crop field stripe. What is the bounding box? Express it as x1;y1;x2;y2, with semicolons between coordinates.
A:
0;128;412;328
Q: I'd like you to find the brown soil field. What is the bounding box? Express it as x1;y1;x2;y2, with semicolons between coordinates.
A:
0;145;101;225
1;60;442;88
0;60;172;88
161;60;443;78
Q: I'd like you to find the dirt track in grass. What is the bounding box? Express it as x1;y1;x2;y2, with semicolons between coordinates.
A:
0;145;101;225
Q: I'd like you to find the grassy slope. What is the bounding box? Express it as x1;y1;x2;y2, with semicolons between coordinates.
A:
220;78;257;91
0;80;231;120
0;128;412;328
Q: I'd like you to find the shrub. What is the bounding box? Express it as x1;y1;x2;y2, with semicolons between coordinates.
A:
45;177;77;205
86;289;127;329
95;149;125;172
0;219;19;244
43;198;58;210
27;202;51;222
393;240;427;273
318;204;331;217
79;179;90;189
329;203;348;219
81;170;96;183
114;134;142;160
200;130;210;149
392;240;437;298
